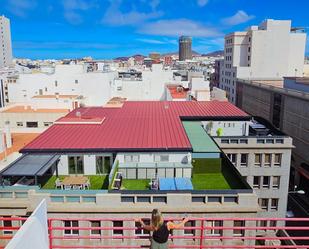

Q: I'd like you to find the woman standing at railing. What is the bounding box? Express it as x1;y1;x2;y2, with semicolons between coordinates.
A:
136;209;189;249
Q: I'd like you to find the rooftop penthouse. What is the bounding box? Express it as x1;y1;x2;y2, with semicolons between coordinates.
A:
0;101;295;248
0;100;292;195
0;101;252;192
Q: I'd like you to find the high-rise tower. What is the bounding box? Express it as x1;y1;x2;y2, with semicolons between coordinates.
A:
179;36;192;61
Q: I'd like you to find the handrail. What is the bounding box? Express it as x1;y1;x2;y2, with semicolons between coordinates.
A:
0;217;308;248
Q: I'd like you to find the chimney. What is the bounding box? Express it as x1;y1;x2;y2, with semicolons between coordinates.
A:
4;121;12;148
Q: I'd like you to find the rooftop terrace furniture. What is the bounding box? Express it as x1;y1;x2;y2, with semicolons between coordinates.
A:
55;178;62;189
61;176;88;190
112;172;123;190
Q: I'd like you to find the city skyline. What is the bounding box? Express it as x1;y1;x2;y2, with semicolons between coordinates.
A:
0;0;309;59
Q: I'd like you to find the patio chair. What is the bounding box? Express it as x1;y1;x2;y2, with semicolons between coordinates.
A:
84;179;91;190
72;185;81;190
55;178;62;189
64;185;71;190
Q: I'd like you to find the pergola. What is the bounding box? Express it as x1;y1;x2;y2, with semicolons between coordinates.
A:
0;154;60;186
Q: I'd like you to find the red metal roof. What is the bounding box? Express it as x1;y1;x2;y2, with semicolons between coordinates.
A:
21;101;249;152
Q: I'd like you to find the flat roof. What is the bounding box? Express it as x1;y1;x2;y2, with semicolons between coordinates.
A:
0;133;40;160
2;106;70;113
182;121;221;153
21;101;249;153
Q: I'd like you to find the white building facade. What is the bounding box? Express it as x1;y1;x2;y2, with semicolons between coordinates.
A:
220;19;307;103
0;16;13;68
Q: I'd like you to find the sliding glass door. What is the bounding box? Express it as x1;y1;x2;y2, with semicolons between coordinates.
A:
96;156;111;174
68;156;84;174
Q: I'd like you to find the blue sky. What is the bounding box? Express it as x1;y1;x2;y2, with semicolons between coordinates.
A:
0;0;308;59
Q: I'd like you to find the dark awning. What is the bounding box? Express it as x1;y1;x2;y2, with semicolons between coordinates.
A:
0;154;60;177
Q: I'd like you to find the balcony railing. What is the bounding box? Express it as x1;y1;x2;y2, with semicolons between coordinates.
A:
1;217;309;248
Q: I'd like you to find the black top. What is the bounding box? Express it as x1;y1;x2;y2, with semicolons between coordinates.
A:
152;222;170;244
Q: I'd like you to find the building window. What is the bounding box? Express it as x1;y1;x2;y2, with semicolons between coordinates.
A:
184;220;196;235
221;139;229;144
16;122;23;127
68;156;84;174
227;154;237;165
90;221;101;235
43;122;53;127
239;139;248;144
26;122;38;128
275;139;284;144
271;199;279;211
253;176;260;189
154;154;169;162
262;176;270;189
64;220;79;236
274;154;282;166
264;154;271;167
254;154;262;166
124;155;139;163
55;80;58;87
3;217;13;235
259;198;268;211
233;221;245;236
206;221;223;236
272;176;280;189
240;154;248;167
135;219;150;235
112;221;123;235
75;80;78;84
96;156;111;174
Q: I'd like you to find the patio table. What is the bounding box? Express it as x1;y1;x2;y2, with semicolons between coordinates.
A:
61;176;88;190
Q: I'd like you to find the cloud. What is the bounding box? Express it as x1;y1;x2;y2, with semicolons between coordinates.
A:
222;10;255;25
136;37;177;45
102;0;163;26
197;0;209;7
62;0;96;25
136;38;165;44
13;41;117;50
6;0;36;18
138;19;221;37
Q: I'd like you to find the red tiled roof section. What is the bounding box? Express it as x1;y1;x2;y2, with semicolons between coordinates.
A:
167;85;188;99
21;101;249;152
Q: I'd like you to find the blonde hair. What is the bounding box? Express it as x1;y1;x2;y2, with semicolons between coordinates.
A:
151;209;163;230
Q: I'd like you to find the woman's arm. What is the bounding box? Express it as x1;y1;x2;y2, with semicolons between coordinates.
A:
167;218;189;230
135;219;154;231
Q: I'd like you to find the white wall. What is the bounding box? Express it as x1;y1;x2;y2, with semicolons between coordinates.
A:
220;19;307;103
8;65;117;106
202;121;250;136
57;154;113;175
112;64;174;100
116;152;190;164
5;200;49;249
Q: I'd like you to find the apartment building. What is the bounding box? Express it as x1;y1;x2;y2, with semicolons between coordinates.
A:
212;117;293;223
220;19;306;103
5;64;177;106
0;100;294;248
236;78;309;199
0;16;13;68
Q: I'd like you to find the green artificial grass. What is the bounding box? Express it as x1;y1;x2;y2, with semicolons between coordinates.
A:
41;175;109;190
192;173;232;190
122;179;150;190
